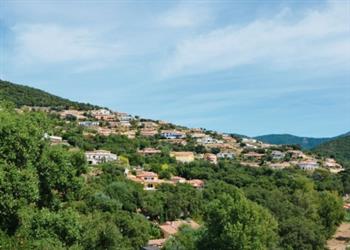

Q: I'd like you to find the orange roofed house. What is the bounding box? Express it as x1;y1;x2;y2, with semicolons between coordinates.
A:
126;170;162;190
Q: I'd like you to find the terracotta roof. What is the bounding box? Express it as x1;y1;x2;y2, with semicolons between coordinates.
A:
137;171;158;178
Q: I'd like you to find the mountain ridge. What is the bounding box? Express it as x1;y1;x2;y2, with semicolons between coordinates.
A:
254;132;350;149
0;79;100;110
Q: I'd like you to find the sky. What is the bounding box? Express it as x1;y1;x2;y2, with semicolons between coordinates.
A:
0;0;349;137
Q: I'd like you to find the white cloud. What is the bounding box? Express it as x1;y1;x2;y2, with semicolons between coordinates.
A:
12;23;123;70
157;4;211;28
161;1;350;77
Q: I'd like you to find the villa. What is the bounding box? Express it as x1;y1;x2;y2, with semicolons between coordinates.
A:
187;179;204;189
126;170;161;190
217;151;235;159
271;150;286;160
78;121;99;127
160;130;186;139
85;150;117;165
297;161;319;170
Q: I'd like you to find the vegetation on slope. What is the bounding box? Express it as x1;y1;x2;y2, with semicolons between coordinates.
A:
0;79;99;110
313;135;350;168
0;102;347;250
255;133;331;149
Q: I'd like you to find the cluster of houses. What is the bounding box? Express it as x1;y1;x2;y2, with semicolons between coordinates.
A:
125;168;204;191
37;107;345;174
36;107;347;250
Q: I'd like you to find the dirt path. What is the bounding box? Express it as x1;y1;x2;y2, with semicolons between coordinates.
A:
327;223;350;250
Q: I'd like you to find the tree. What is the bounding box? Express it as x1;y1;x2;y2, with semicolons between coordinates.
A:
318;191;344;237
37;146;86;208
199;192;278;250
163;225;201;250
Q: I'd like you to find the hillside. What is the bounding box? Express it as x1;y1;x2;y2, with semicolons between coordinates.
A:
254;133;331;149
0;82;348;250
0;79;100;110
313;135;350;168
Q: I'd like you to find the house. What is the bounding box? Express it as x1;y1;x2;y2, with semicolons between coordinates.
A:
297;161;319;170
126;170;161;190
138;148;162;155
187;179;204;189
196;136;215;144
190;132;207;139
271;150;285;160
170;151;195;163
91;109;111;116
60;110;86;120
96;127;116;136
170;176;187;184
217;151;235;159
204;153;218;164
140;129;158;137
222;135;237;144
85;150;117;165
78;121;99;127
159;220;200;238
93;114;116;121
324;158;342;168
244;143;258;149
243;152;264;160
145;239;166;249
136;171;159;190
160;130;186;139
116;112;133;121
287;150;307;159
44;133;67;145
144;220;199;250
242;138;258;144
48;135;62;143
324;158;344;173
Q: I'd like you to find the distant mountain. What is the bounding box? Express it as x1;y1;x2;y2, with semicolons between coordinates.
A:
313;135;350;168
254;134;331;149
0;79;100;110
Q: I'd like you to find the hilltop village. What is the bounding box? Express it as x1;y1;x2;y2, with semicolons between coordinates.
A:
31;107;344;175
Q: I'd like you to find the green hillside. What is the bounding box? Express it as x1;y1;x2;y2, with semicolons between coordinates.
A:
0;79;100;110
255;134;331;149
313;135;350;168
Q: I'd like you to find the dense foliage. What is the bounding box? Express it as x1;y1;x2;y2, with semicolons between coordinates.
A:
0;80;99;110
313;135;350;168
0;102;347;249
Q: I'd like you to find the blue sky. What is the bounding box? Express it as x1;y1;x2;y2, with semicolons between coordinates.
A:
0;0;349;137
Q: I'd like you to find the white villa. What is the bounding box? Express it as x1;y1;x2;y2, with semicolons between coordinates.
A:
85;150;117;165
297;161;319;170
